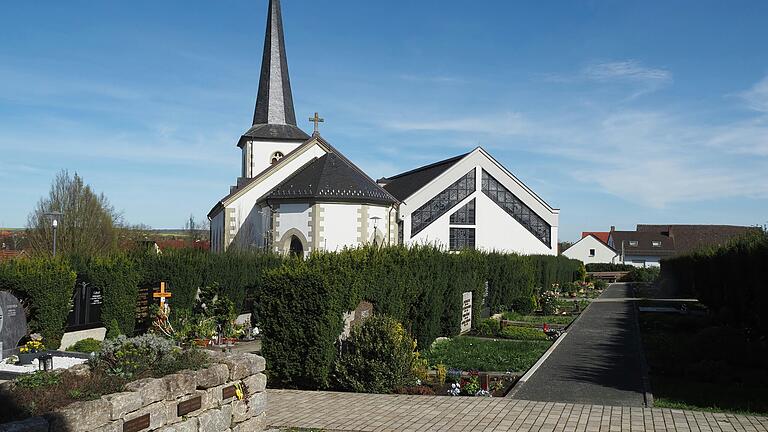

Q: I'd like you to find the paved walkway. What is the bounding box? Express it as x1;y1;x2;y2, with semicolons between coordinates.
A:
510;284;648;406
267;389;768;431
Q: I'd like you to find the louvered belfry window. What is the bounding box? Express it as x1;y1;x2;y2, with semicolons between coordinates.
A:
481;170;551;246
411;169;475;236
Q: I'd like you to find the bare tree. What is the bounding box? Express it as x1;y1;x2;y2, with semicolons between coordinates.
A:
26;170;121;256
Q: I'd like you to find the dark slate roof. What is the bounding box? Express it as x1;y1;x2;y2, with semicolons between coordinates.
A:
378;153;468;201
265;151;397;205
608;231;676;257
241;0;309;144
636;224;758;255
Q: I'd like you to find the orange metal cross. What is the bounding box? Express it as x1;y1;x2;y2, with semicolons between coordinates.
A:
153;281;172;306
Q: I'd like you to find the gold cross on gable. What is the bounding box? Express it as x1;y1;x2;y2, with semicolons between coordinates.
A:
309;112;324;134
153;281;172;306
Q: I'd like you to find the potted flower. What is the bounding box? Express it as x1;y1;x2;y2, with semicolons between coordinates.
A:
17;334;46;364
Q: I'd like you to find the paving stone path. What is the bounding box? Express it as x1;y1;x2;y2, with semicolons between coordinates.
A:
267;389;768;432
510;283;648;406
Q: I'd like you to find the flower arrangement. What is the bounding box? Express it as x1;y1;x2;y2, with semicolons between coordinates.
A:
448;382;461;396
20;334;46;354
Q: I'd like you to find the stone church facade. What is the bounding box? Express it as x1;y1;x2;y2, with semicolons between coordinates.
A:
208;0;559;256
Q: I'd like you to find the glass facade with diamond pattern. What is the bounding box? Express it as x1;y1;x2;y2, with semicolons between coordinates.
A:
411;169;476;236
481;170;551;246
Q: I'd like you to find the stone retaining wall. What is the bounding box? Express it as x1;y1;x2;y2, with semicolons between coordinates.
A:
0;352;267;432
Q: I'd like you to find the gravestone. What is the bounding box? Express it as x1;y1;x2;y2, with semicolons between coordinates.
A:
340;300;374;340
460;292;472;334
0;291;28;360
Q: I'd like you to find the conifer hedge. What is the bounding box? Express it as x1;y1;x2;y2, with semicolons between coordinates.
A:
75;255;141;337
661;230;768;336
0;258;76;348
258;246;583;389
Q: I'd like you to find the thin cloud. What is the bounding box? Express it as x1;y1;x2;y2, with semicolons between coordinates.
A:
739;75;768;113
385;112;527;136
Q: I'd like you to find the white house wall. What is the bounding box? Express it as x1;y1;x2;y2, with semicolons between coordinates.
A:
562;236;617;264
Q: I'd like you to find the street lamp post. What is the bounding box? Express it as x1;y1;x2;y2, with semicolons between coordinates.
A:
44;212;63;257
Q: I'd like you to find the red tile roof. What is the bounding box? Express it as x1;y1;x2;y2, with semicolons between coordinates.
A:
582;231;610;244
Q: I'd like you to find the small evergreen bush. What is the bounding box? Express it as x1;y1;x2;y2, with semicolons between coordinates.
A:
476;318;500;337
332;315;419;393
67;338;102;353
499;325;549;341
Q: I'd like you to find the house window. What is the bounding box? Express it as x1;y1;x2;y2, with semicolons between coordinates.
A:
411;169;476;236
652;241;662;247
589;249;596;257
449;228;475;251
629;241;639;247
271;151;285;165
450;198;476;225
481;170;551;246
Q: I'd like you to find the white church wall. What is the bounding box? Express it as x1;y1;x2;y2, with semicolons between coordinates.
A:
244;139;305;178
474;193;555;255
321;203;360;251
562;236;617;264
210;211;225;252
365;205;394;246
275;203;311;249
226;143;327;249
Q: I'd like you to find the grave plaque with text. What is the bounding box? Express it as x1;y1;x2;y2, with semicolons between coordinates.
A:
0;291;28;359
460;291;472;334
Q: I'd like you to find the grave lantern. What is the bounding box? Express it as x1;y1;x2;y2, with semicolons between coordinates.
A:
38;354;53;372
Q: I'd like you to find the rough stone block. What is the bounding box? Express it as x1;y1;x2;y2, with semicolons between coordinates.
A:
91;420;123;432
125;401;168;431
198;405;233;432
102;391;143;421
206;383;236;407
193;364;229;389
68;363;91;378
242;354;266;374
247;392;267;418
48;398;111;432
230;399;251;425
124;377;166;405
217;355;251;381
242;373;266;395
0;416;49;432
157;417;197;432
164;373;196;401
232;412;266;432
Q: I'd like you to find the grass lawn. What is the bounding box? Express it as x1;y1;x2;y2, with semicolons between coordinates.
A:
422;336;551;372
639;312;768;414
502;311;576;326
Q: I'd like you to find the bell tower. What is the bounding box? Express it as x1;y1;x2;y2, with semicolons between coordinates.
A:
237;0;309;181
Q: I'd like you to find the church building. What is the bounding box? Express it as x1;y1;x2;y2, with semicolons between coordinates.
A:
208;0;559;256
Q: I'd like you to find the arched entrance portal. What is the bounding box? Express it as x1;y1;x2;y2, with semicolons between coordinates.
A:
289;235;304;257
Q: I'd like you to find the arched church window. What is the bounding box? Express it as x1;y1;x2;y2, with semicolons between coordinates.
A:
271;151;285;165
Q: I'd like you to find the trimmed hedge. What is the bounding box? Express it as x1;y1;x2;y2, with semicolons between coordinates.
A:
78;255;141;337
0;258;76;348
585;263;635;272
259;246;582;389
661;231;768;336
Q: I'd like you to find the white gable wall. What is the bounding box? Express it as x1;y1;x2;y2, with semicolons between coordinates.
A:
399;148;559;255
562;236;617;264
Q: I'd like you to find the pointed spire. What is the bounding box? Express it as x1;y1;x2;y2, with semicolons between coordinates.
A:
253;0;297;127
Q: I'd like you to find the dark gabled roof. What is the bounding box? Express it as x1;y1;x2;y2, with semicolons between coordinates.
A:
378;153;468;201
636;224;759;255
240;0;309;144
265;152;397;205
608;231;676;257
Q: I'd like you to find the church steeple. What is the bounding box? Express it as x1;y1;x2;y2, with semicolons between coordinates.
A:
240;0;309;144
254;0;299;122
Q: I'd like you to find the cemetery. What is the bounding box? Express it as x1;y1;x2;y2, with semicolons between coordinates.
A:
0;245;582;426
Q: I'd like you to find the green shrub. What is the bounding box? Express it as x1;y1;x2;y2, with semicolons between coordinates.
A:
67;338;102;353
620;267;660;283
93;334;208;379
499;325;549;341
476;318;500;337
539;291;559;315
259;264;344;389
594;279;608;290
511;296;537;314
332;315;418;393
0;258;76;348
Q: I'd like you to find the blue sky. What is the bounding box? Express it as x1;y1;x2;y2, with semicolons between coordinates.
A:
1;1;767;241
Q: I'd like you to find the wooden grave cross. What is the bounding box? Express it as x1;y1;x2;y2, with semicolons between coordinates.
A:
153;281;172;307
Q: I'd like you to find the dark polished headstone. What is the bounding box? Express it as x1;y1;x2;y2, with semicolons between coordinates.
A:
0;291;28;359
